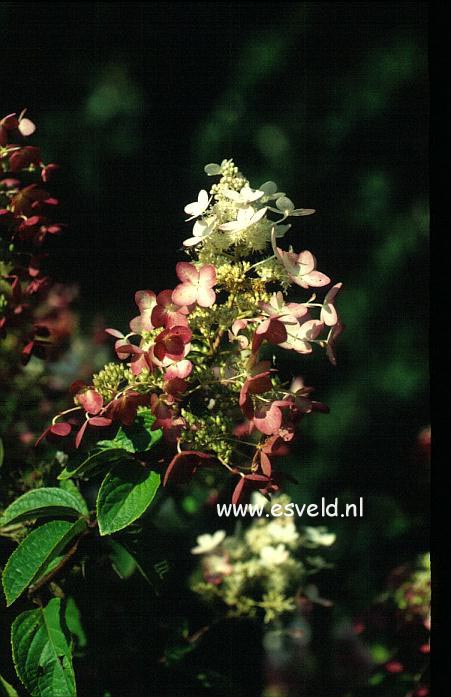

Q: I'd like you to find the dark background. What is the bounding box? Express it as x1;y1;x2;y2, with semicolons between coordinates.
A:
1;2;429;695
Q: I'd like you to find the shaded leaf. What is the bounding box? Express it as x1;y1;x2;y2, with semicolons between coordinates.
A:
65;596;87;650
108;539;137;579
2;519;86;606
58;447;126;481
0;488;87;528
99;408;162;454
11;597;76;697
97;462;160;536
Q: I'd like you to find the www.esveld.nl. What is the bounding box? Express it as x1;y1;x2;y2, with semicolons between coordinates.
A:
216;497;364;518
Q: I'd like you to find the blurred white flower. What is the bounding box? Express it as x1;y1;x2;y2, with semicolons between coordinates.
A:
191;529;226;555
303;526;336;547
250;491;269;508
267;520;299;544
259;544;289;568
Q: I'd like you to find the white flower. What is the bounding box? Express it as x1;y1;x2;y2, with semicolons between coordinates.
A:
191;530;226;555
203;553;233;578
250;491;269;508
223;186;265;206
184;189;211;220
275;196;315;217
267;521;299;545
219;205;267;234
183;217;216;247
259;544;289;568
259;181;283;198
303;526;336;547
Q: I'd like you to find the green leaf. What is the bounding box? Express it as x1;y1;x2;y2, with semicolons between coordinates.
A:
2;519;86;606
109;539;137;579
113;530;171;594
99;408;162;454
0;673;19;697
58;447;126;481
11;597;76;697
65;596;87;649
58;481;89;515
0;488;87;527
96;461;160;536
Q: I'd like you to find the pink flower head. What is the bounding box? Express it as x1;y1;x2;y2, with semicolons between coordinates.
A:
150;395;184;441
150;394;177;431
0;111;36;146
172;262;216;308
326;321;345;366
276;246;330;289
151;289;190;329
75;415;112;449
41;163;59;183
117;344;154;376
105;328;133;359
129;290;157;333
228;319;250;349
252;292;305;353
75;387;103;415
9;146;42;172
254;443;275;477
385;661;404;674
163;450;215;486
105;390;149;426
262;434;289;458
35;421;71;447
164;359;193;399
253;399;293;436
259;291;308;321
231;473;271;505
252;318;289;353
239;369;273;419
320;283;343;327
154;325;192;362
280;318;325;354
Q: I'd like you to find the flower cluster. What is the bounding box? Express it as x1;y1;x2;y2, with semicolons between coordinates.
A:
40;159;343;501
392;553;430;628
354;554;430;697
189;494;335;623
0;110;73;365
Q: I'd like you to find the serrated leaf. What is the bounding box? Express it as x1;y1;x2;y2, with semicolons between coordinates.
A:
0;673;19;697
11;598;76;697
99;409;162;454
58;481;89;515
58;447;126;481
96;462;160;536
2;519;86;606
0;488;87;528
